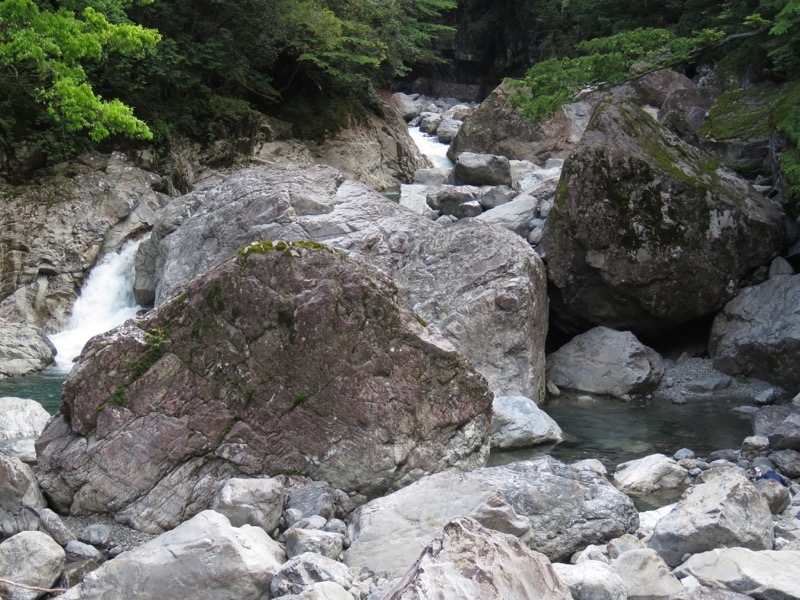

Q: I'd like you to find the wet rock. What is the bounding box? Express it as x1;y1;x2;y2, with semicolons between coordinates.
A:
547;327;665;399
383;517;572;600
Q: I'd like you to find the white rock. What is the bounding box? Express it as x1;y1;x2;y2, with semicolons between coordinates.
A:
211;477;284;533
613;453;690;506
0;531;66;600
611;548;682;598
490;395;563;450
0;397;51;440
553;560;628;600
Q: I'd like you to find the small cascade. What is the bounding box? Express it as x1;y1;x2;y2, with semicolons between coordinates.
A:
49;240;143;370
408;127;453;169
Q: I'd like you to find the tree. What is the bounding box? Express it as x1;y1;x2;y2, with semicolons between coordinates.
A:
0;0;159;157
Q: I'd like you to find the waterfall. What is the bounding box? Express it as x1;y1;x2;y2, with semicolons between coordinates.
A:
49;240;143;370
408;127;453;169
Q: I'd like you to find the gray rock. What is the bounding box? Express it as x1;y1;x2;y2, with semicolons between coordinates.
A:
740;435;770;460
435;119;462;143
479;185;515;209
398;184;438;220
0;325;56;378
547;327;665;399
0;531;66;600
769;256;795;278
270;552;353;598
674;448;696;461
395;220;548;402
606;533;646;559
453;152;512;187
285;527;344;560
0;397;50;440
80;524;111;549
674;548;800;599
476;191;541;235
667;587;754;600
412;168;450;187
632;69;697;108
59;511;284;599
37;508;77;546
344;457;638;577
613;454;690;507
286;481;335;522
710;274;800;394
65;540;104;562
769;449;800;478
490;395;563;450
211;477;285;533
0;454;46;538
541;100;784;336
754;478;791;514
552;560;628;600
458;200;483;218
389;93;422;121
610;548;683;599
425;185;483;216
37;248;492;533
418;112;442;134
299;582;355;599
683;375;732;394
383;517;572;600
648;466;774;566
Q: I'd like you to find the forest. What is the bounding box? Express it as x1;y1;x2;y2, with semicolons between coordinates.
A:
0;0;798;199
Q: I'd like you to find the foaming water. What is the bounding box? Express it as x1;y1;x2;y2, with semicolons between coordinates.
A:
408;127;453;169
48;240;142;371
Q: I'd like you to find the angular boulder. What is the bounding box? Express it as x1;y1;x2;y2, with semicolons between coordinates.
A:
674;548;800;599
452;152;512;187
541;100;784;336
210;477;285;533
552;560;628;600
490;395;563;450
344;457;638;577
0;454;46;538
610;548;682;599
135;164;440;306
395;220;549;402
0;323;56;378
0;531;65;600
384;517;572;600
709;274;800;394
547;326;665;398
59;511;284;599
648;466;774;566
613;453;691;507
36;247;492;532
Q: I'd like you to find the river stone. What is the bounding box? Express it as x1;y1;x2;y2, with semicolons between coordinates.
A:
648;466;774;567
552;560;628;600
0;454;46;538
490;395;563;450
383;517;572;600
610;548;683;599
285;527;344;560
476;190;541;236
37;507;77;546
59;510;283;599
286;481;336;521
425;185;483;216
0;531;66;600
768;449;800;478
754;478;791;514
399;184;438;220
270;552;353;598
344;457;638;577
0;324;56;378
390;92;422;121
0;152;169;331
540;100;784;336
210;477;285;533
36;248;492;533
613;454;691;507
674;548;800;599
547;327;665;398
0;397;50;439
435;119;462;144
709;274;800;394
452;152;512;186
135;163;440;306
298;582;354;600
395;219;548;402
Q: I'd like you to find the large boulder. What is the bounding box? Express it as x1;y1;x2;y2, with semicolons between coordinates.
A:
307;91;430;191
59;510;284;599
552;560;628;600
452;152;512;186
0;531;66;600
36;247;492;532
0;397;50;440
135;164;440;306
709;274;800;394
0;323;56;378
344;457;638;577
546;327;664;398
394;220;549;402
447;82;591;164
610;548;683;599
0;454;46;538
613;453;691;507
0;152;169;330
674;548;800;599
648;466;774;566
384;517;572;600
540;100;784;336
490;395;563;450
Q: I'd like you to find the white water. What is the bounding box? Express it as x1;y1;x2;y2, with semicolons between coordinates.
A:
409;126;453;169
49;240;143;370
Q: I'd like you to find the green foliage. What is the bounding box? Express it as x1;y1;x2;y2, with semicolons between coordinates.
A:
238;239;342;260
508;27;723;122
773;82;800;213
0;0;159;157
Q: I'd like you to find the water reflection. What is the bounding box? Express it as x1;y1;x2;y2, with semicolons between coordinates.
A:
489;392;754;471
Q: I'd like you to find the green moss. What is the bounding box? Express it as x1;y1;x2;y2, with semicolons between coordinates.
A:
101;326;169;410
205;282;226;314
215;416;241;449
288;392;309;412
237;239;343;262
697;86;782;142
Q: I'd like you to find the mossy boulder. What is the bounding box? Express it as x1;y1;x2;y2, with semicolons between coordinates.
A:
36;246;492;533
541;100;784;336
